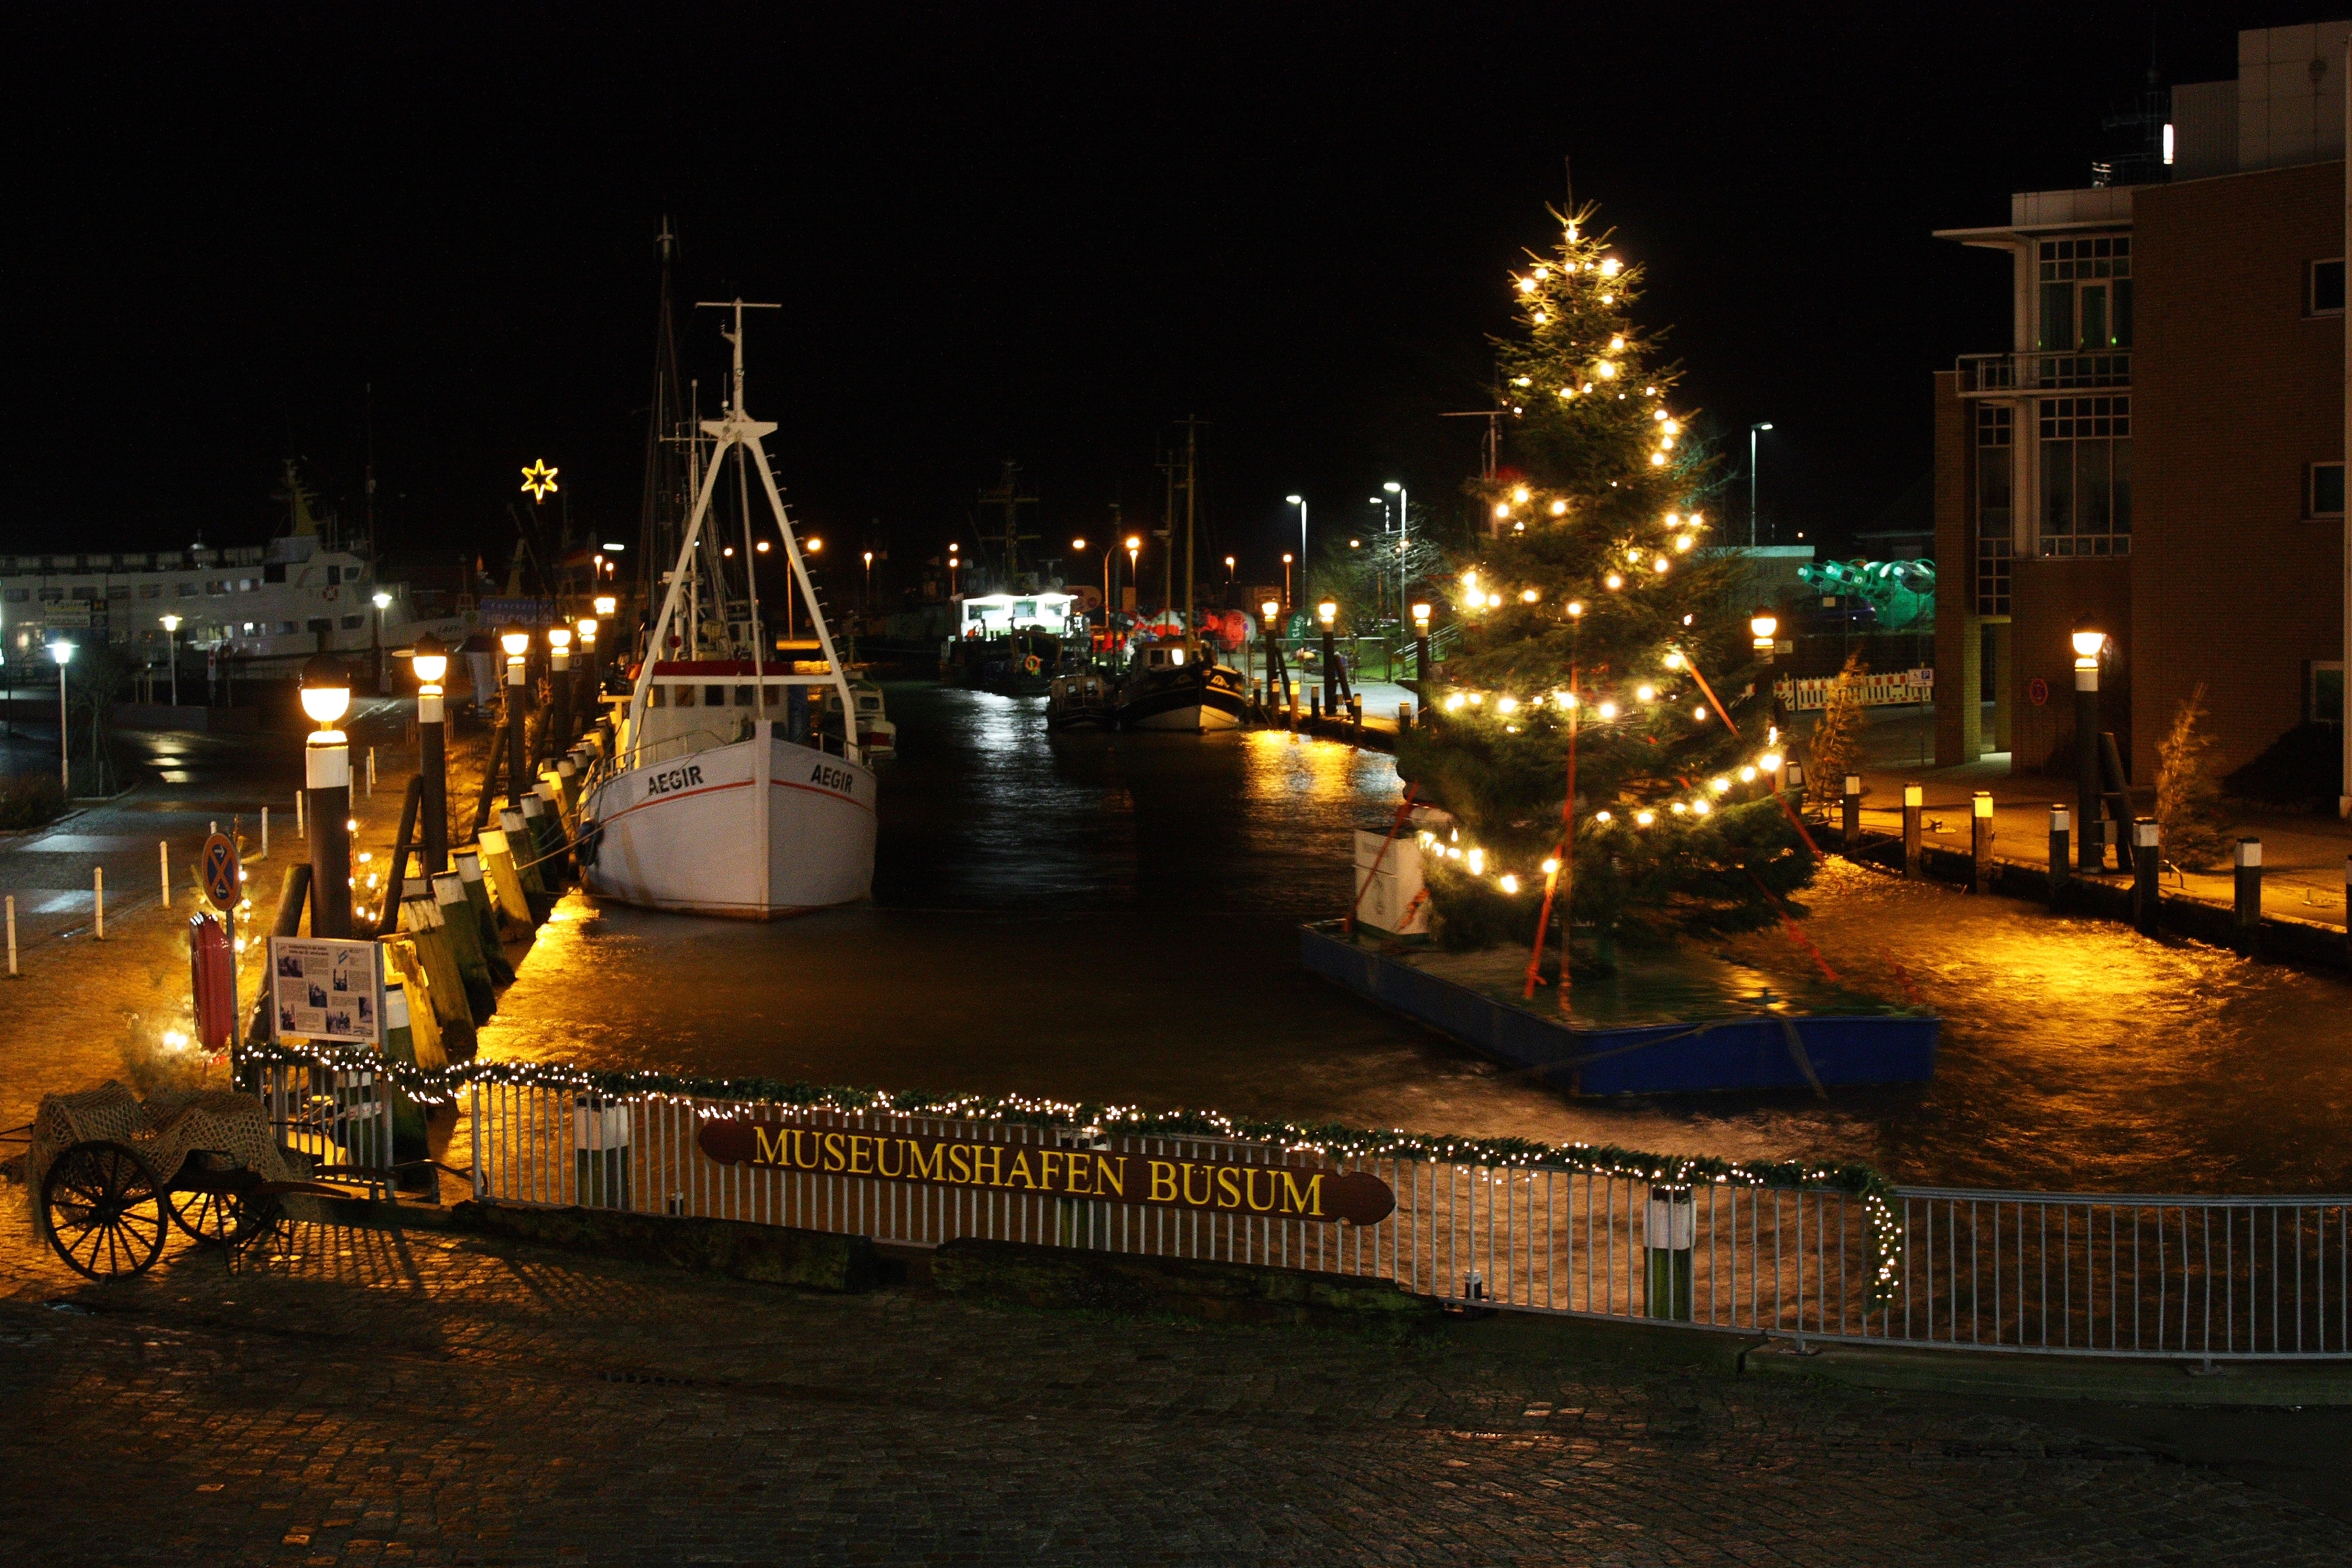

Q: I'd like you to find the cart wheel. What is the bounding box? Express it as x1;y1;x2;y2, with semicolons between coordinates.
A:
169;1168;273;1250
42;1141;168;1279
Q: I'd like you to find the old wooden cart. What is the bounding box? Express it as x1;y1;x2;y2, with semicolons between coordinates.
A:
27;1081;346;1278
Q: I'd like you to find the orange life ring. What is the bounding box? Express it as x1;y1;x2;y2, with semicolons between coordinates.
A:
1022;654;1042;675
323;586;339;601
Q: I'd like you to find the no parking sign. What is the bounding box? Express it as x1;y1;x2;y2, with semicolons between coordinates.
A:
200;833;240;911
2028;676;2050;707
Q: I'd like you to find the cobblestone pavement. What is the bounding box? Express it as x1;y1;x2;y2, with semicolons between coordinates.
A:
2;1217;2347;1567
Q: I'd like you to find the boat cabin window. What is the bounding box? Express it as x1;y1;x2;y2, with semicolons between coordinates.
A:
648;686;666;709
704;684;726;707
673;685;695;708
766;684;787;708
733;685;755;708
857;695;880;712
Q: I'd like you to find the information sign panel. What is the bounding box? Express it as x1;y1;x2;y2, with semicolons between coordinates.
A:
268;935;385;1046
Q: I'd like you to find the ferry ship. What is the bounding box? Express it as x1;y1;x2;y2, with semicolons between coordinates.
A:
0;464;463;686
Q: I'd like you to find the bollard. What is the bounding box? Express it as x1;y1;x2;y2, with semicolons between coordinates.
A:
1970;791;1993;894
260;805;269;861
2233;838;2262;957
5;894;14;977
93;867;104;939
1399;701;1411;731
576;1093;632;1209
1841;775;1861;855
1901;784;1923;879
2048;806;2071;911
160;840;172;908
296;789;305;838
1786;761;1805;801
1311;690;1322;722
2131;818;2161;935
1643;1186;1694;1322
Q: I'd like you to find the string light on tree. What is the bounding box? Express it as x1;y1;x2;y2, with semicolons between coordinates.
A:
1392;198;1815;978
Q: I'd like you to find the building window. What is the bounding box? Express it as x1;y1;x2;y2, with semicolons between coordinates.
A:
138;583;161;598
326;565;343;586
1;588;25;603
2038;396;2132;556
2311;259;2346;317
106;585;130;599
340;613;363;630
2036;236;2133;351
2312;462;2346;517
1975;405;2012;615
72;586;97;600
37;587;63;603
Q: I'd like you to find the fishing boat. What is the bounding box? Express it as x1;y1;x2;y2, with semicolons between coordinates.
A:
1046;670;1114;729
577;301;875;917
1114;639;1249;731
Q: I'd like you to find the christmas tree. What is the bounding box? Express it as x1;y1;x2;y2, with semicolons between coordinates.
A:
1394;205;1814;962
2155;684;2233;870
1805;650;1870;812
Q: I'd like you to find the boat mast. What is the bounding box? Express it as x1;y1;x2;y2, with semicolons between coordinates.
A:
637;220;687;665
1179;414;1202;659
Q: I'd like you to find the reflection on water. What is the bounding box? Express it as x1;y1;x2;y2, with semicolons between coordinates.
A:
483;683;2352;1195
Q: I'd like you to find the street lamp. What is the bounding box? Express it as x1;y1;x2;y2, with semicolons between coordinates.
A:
47;641;73;796
1260;597;1283;700
593;594;617;617
1410;601;1432;684
371;590;392;694
500;629;531;809
1281;552;1294;614
1750;610;1779;655
1285;494;1306;574
1383;481;1408;632
546;625;574;752
411;633;451;876
2073;624;2107;872
1748;423;1775;548
1317;600;1339;711
298;656;354;938
158;614;181;708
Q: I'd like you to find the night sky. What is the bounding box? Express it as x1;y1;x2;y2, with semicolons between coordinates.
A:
13;3;2338;589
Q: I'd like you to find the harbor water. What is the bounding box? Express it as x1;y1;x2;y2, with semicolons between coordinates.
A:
479;683;2352;1195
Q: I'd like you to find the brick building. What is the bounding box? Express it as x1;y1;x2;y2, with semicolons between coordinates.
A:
1931;22;2351;813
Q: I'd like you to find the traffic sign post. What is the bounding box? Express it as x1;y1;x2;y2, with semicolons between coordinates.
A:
199;832;241;1055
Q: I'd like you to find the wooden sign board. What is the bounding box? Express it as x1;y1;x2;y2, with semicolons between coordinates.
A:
698;1119;1396;1226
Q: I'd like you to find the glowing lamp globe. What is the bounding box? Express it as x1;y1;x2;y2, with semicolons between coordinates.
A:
575;618;598;642
159;613;180;633
48;641;74;667
409;633;449;686
2071;629;2106;660
1317;601;1337;627
298;657;351;727
1411;602;1432;626
500;629;531;658
1749;611;1779;644
371;591;392;611
1072;538;1087;551
546;626;572;651
593;595;617;616
1261;600;1281;621
805;537;823;553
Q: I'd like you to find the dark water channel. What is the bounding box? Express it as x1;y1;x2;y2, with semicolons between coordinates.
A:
484;683;2352;1195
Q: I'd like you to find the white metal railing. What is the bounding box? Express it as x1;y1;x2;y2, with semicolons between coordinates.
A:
462;1084;2351;1360
253;1055;396;1197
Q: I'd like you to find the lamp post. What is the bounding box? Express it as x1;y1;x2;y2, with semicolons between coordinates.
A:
371;590;392;693
948;543;960;598
1318;599;1338;711
158;614;180;708
1280;553;1294;618
1260;597;1282;701
411;634;450;876
1124;534;1140;626
1285;493;1306;572
862;550;875;611
574;618;599;731
501;628;531;808
47;641;73;796
2073;625;2106;872
299;657;354;939
1412;602;1432;683
1383;481;1408;630
546;625;574;754
1748;422;1774;548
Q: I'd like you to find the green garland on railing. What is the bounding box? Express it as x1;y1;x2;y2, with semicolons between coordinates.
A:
244;1039;1903;1303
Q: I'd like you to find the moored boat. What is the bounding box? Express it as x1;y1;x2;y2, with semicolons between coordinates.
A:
1115;641;1247;731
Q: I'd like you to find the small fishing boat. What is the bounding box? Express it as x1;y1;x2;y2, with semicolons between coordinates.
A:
578;303;875;918
1115;640;1248;731
1046;670;1114;729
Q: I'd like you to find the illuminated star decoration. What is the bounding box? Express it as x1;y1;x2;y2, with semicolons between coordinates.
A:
520;460;560;501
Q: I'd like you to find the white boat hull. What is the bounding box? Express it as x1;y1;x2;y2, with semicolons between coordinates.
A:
579;723;875;917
